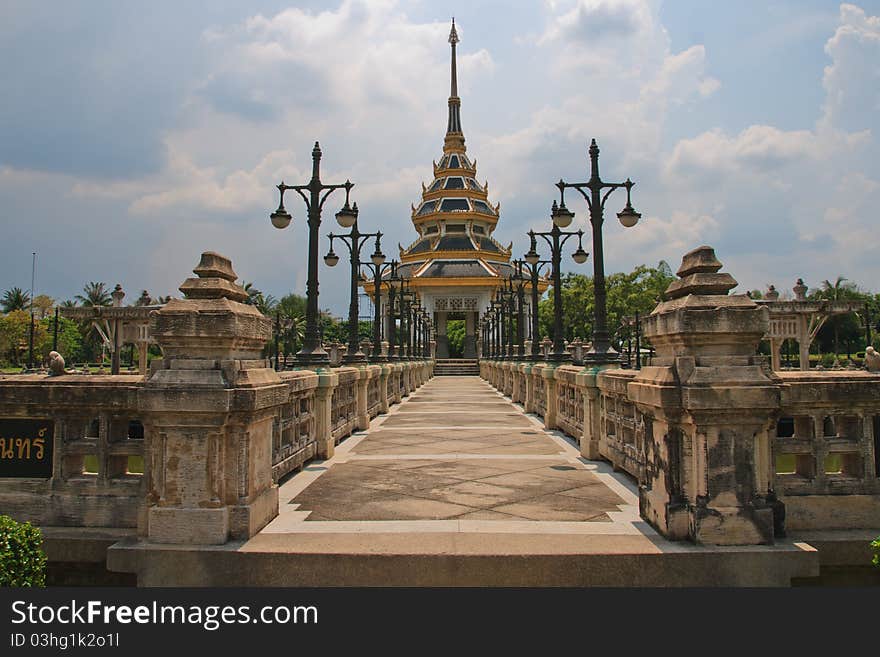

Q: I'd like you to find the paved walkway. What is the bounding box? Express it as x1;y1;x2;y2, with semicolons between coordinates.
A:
262;376;648;535
241;378;813;587
112;376;820;585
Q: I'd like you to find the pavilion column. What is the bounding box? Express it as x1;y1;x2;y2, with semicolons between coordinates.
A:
436;311;449;358
769;338;782;371
798;315;810;370
138;342;149;376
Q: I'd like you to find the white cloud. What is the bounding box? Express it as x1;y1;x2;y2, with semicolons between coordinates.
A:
821;3;880;131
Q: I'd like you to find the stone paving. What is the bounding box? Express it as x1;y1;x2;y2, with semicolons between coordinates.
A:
172;375;819;586
263;376;647;534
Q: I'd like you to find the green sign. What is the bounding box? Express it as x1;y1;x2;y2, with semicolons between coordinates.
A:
0;419;54;478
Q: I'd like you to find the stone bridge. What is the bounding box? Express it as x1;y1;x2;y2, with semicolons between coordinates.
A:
1;248;878;586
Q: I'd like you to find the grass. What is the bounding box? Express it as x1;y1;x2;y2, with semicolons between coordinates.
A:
83;455;143;475
776;453;842;475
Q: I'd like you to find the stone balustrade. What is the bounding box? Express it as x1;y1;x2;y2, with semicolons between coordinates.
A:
0;251;433;546
482;245;880;546
0;360;431;538
0;375;146;530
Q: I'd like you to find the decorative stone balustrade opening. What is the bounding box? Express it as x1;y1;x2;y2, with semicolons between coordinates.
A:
480;245;880;546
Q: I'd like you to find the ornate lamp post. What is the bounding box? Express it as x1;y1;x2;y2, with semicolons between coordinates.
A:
520;252;551;361
554;138;641;364
411;298;422;359
386;262;402;360
361;252;396;362
525;208;588;361
402;288;414;360
490;296;504;359
511;260;528;359
502;276;516;359
270;142;358;366
324;224;384;363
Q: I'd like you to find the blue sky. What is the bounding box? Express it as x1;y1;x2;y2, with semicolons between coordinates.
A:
1;0;879;314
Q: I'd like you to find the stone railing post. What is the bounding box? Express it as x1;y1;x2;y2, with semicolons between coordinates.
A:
379;364;391;413
356;366;370;430
576;367;604;460
141;252;282;545
313;370;338;459
523;363;535;412
543;365;559;429
628;245;781;545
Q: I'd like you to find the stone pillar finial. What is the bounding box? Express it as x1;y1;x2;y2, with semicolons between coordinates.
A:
149;251;270;362
141;251;280;546
634;245;780;546
793;278;808;301
111;284;125;307
765;285;779;301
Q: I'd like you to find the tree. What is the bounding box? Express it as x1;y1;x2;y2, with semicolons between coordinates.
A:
272;294;308;357
1;287;30;313
28;315;82;363
812;276;863;357
0;310;46;366
75;282;112;307
31;295;54;319
446;319;465;357
538;262;674;348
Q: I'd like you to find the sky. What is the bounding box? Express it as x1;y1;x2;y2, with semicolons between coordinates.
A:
1;0;879;315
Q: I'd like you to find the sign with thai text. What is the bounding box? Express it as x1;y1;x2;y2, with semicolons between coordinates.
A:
0;419;54;478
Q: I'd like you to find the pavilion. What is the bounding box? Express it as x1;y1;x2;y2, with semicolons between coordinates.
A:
366;19;547;358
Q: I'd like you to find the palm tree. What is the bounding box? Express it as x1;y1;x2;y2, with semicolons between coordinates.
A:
817;277;859;357
242;282;262;305
1;287;31;313
75;282;112;307
253;293;278;316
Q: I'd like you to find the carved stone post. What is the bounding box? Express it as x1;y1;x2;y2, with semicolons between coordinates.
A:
523;363;535;413
628;246;782;545
141;252;281;545
356;366;370;431
543;365;559;429
378;364;391;413
313;370;338;459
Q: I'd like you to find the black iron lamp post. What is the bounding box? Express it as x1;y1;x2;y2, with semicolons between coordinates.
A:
503;276;517;360
397;281;413;360
361;252;396;362
324;224;384;364
386;262;401;360
554;138;641;364
483;307;491;358
495;290;506;359
512;260;528;359
525;210;588;361
619;311;643;369
519;253;551;361
411;298;422;359
270;142;358;366
491;295;504;359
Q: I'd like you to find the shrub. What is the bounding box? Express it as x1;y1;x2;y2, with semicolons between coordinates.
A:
0;515;47;587
872;536;880;568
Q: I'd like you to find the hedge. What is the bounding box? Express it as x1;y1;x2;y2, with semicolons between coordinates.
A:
0;515;47;587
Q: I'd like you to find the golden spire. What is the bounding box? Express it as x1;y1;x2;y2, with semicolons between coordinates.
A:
445;18;465;152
